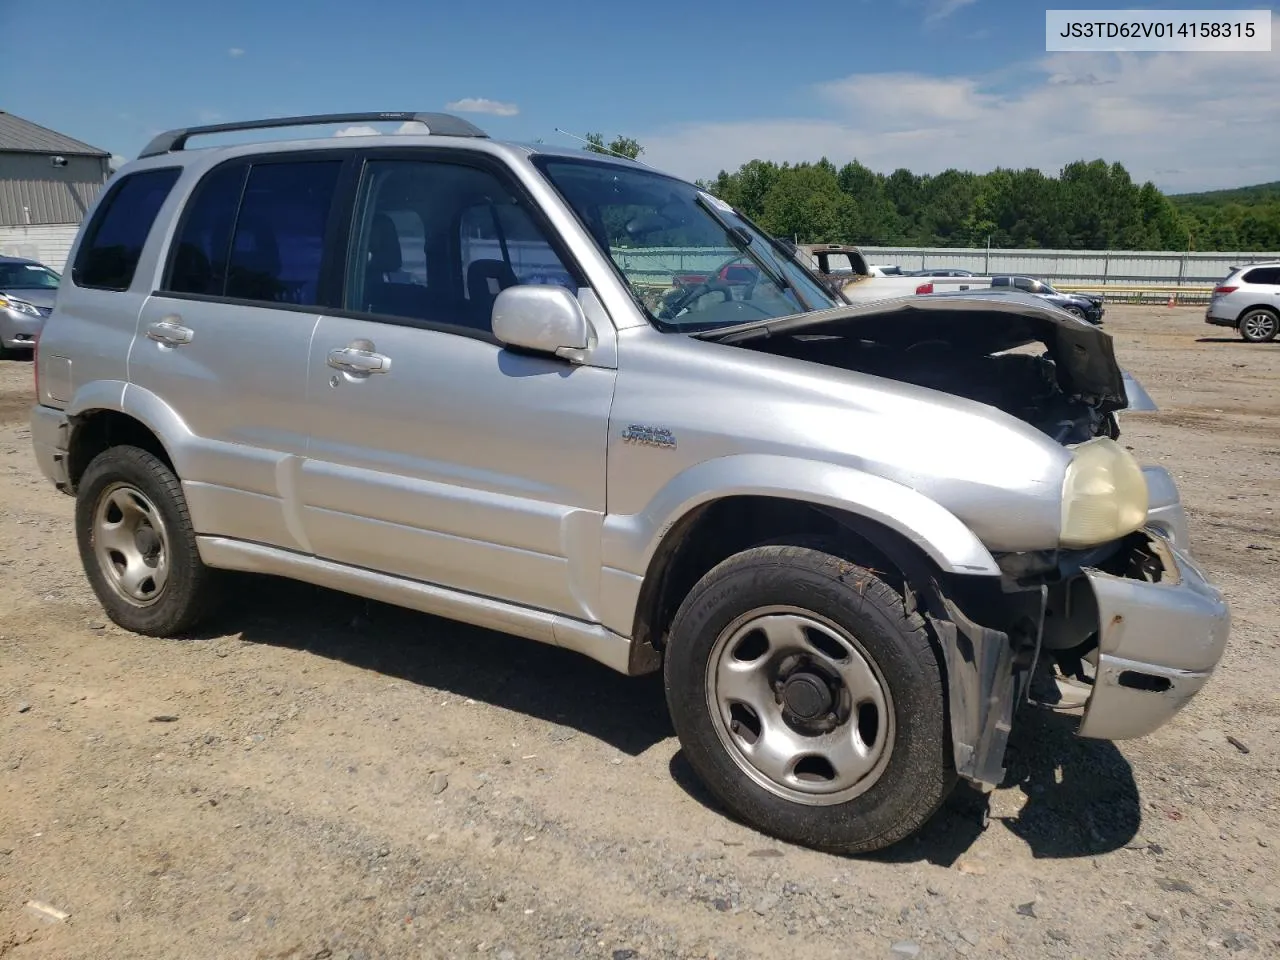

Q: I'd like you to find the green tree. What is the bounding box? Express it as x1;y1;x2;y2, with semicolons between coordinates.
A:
758;163;852;242
583;132;644;161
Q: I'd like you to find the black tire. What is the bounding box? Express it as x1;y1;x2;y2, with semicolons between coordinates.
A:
664;542;955;854
75;445;221;636
1065;306;1087;322
1238;308;1279;343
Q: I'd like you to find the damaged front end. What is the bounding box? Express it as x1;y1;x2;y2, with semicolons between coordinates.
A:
698;293;1229;790
888;515;1229;794
696;290;1132;445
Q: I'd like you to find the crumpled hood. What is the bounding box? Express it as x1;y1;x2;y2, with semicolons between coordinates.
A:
693;290;1129;412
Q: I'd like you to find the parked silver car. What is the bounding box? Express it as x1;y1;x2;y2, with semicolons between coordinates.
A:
29;112;1230;854
0;255;60;357
1206;261;1280;342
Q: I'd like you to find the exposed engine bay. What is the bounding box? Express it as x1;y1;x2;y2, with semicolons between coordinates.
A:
695;292;1131;445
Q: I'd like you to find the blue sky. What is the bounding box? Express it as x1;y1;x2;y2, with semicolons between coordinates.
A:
3;0;1278;192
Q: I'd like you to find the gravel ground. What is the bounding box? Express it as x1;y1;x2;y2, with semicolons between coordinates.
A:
1;305;1278;960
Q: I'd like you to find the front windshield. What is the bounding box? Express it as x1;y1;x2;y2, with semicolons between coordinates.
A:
532;156;836;331
0;262;60;290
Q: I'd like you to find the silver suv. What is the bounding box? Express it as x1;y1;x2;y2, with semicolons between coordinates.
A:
1206;261;1280;342
29;112;1230;854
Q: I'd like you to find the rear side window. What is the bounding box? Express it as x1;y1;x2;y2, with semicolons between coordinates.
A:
165;164;248;296
72;168;182;291
225;160;343;306
1242;266;1280;286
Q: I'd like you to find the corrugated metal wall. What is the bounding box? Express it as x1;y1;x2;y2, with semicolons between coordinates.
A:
0;224;82;271
854;246;1280;286
0;153;108;226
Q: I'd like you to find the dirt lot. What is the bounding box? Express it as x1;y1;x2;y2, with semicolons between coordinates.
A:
1;305;1277;960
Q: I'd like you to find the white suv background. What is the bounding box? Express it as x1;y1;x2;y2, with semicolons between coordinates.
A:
1206;261;1280;342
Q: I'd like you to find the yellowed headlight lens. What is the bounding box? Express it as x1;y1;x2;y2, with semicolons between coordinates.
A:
1060;437;1150;548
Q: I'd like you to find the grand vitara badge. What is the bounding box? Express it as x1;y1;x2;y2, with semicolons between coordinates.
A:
621;424;677;449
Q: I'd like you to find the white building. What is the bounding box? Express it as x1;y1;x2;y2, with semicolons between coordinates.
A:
0;110;111;271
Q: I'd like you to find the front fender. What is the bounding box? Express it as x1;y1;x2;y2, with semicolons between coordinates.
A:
602;453;1001;579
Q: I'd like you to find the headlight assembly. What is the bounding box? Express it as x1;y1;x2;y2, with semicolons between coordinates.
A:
1060;437;1149;548
0;295;41;317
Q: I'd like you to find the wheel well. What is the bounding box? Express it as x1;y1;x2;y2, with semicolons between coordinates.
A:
1237;304;1279;322
631;495;944;653
67;410;174;492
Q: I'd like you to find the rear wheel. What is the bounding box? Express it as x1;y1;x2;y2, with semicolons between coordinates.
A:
75;445;221;636
1239;308;1279;343
663;542;954;854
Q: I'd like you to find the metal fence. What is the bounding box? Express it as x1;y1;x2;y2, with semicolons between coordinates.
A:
603;244;1280;304
853;245;1280;304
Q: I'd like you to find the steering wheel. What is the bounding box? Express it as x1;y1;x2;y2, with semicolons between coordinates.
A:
658;276;734;320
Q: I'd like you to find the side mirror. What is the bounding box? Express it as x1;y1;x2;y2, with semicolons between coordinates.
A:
491;284;592;363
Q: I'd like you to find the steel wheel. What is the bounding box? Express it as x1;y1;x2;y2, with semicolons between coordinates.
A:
705;605;895;806
1240;309;1279;343
91;482;171;606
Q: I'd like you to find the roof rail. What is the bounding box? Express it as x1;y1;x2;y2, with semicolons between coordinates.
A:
138;112;487;158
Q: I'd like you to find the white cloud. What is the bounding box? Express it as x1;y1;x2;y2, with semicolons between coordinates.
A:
333;121;430;137
637;31;1280;193
444;97;519;117
228;47;245;58
924;0;977;24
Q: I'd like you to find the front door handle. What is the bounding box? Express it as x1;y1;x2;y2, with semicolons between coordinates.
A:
327;344;391;375
146;317;194;346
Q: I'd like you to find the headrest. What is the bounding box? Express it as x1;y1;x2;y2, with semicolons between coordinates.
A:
467;259;517;300
367;212;402;274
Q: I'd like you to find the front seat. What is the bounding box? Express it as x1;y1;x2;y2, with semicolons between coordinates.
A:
363;213;430;320
466;259;518;330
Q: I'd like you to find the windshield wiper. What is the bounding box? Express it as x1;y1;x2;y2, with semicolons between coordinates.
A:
694;195;812;312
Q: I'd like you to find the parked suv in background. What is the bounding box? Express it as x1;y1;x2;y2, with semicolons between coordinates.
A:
990;275;1105;325
29;112;1229;855
0;255;60;357
1206;262;1280;342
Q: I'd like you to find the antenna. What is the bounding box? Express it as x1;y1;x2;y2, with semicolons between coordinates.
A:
553;127;649;166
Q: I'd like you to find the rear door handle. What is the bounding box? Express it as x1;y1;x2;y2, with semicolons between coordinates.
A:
327;345;391;375
146;317;194;346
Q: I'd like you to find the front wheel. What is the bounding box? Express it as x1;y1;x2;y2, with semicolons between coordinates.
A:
1239;308;1279;343
663;543;954;854
75;445;221;636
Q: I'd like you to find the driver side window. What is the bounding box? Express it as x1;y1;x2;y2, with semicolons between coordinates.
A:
344;158;576;333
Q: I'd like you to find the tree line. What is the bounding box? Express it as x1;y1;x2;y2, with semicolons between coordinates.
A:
578;134;1280;252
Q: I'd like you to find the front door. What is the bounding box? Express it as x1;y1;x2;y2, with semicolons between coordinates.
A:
130;154;348;551
298;154;616;621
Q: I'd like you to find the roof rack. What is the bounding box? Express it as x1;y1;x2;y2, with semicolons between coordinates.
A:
138;111;487;158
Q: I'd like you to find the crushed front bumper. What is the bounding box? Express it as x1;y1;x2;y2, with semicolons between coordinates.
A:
1076;532;1229;740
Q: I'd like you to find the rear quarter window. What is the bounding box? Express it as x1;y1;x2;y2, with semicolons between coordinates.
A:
1242;267;1280;286
72;167;183;291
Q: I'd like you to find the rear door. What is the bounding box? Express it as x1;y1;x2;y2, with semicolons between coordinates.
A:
130;152;350;550
297;151;616;621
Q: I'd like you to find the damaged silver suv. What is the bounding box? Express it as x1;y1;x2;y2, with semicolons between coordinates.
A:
30;112;1230;854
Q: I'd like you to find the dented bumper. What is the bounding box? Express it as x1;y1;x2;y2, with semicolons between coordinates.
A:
1077;532;1230;740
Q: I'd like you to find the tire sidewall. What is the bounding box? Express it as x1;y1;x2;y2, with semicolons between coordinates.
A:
75;446;207;635
1240;309;1279;343
664;548;951;852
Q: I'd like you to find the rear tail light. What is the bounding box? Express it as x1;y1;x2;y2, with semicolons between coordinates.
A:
1213;286;1237;295
915;282;935;295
